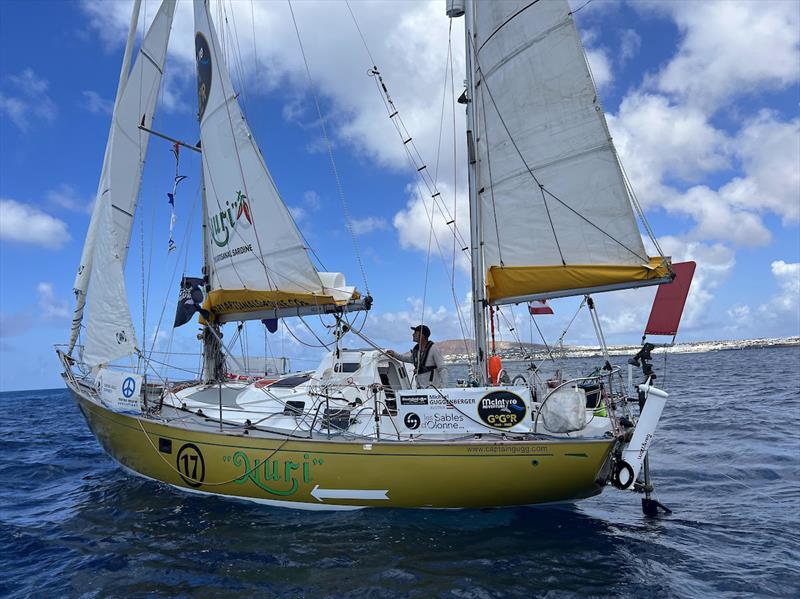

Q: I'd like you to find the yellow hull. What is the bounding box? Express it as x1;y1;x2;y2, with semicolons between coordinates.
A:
73;390;615;510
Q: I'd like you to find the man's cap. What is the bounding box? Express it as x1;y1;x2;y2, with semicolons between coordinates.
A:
411;324;431;337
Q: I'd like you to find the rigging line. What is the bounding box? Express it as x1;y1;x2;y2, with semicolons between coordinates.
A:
468;33;650;265
343;13;471;352
569;0;598;16
344;0;378;68
530;312;557;363
224;0;251;117
288;0;370;295
299;315;332;349
137;1;149;372
478;0;541;53
202;3;323;305
146;185;201;359
250;1;260;75
202;156;324;296
283;317;330;349
447;24;471;357
570;8;666;267
539;185;566;265
367;71;470;254
421;16;458;334
476;68;504;265
555;297;586;353
498;305;528;357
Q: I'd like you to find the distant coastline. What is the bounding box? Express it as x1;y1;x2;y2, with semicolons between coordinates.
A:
439;336;800;363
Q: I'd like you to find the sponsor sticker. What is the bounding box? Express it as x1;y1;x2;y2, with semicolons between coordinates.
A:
396;387;532;434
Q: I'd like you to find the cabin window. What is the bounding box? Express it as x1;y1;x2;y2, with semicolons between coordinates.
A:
334;362;360;373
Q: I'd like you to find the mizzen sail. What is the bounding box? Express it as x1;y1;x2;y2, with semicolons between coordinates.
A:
469;0;671;304
193;0;357;323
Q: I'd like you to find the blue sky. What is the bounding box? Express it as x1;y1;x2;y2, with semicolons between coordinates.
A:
1;0;798;391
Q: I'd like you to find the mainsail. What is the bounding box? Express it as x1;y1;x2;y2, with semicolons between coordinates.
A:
194;0;357;323
69;0;177;353
468;0;671;304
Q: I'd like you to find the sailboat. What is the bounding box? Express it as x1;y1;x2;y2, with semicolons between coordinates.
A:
58;0;691;511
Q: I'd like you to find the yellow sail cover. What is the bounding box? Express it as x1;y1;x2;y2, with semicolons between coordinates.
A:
486;258;672;304
207;288;358;317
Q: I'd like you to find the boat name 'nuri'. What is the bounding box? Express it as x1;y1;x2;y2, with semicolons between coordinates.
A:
223;451;323;496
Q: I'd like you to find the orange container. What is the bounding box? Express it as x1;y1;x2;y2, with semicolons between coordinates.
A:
488;355;503;385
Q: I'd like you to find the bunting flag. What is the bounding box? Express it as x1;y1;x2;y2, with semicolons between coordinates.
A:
167;142;187;253
528;300;554;315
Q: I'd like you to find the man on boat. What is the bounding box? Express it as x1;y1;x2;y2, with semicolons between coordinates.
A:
387;325;449;388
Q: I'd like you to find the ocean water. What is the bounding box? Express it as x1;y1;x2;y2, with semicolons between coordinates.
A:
1;347;798;598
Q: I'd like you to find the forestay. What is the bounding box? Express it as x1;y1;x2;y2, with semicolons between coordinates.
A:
69;0;177;352
193;0;356;321
470;0;670;304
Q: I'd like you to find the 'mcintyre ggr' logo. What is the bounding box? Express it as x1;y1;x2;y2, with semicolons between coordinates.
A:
195;33;211;121
478;390;526;429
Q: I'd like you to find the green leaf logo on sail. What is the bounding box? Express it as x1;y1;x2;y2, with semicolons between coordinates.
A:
209;191;253;248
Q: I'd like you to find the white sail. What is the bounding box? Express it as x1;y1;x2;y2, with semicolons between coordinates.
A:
69;0;176;352
83;197;137;367
193;0;355;321
469;0;670;304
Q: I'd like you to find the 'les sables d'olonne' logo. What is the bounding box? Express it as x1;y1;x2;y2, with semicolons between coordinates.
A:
209;191;253;248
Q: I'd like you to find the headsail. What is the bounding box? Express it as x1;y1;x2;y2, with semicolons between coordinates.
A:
469;0;671;304
193;0;358;323
69;0;177;352
82;197;138;367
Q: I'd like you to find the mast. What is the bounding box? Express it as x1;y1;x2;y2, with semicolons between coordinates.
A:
200;146;224;383
462;0;488;383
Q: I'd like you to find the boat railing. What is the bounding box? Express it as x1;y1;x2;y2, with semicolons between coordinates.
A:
534;368;626;435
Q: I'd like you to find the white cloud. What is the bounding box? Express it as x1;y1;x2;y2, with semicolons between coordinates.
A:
393;182;470;273
81;90;113;114
37;283;69;320
586;48;613;89
80;0;465;181
657;236;736;330
727;112;800;224
669;185;771;247
618;28;641;65
364;294;473;346
303;190;321;211
46;184;94;214
652;0;800;109
0;199;70;249
608;96;797;248
288;206;306;222
760;261;800;320
0;68;57;131
597;235;736;338
608;92;730;205
727;304;752;329
350;216;388;235
726;261;800;337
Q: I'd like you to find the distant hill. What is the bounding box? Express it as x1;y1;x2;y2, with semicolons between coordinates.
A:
436;336;800;362
435;339;546;357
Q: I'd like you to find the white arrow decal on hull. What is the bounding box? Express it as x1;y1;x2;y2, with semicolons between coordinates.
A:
310;485;389;502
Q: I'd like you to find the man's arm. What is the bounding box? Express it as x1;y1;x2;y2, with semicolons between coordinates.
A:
387;349;413;363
